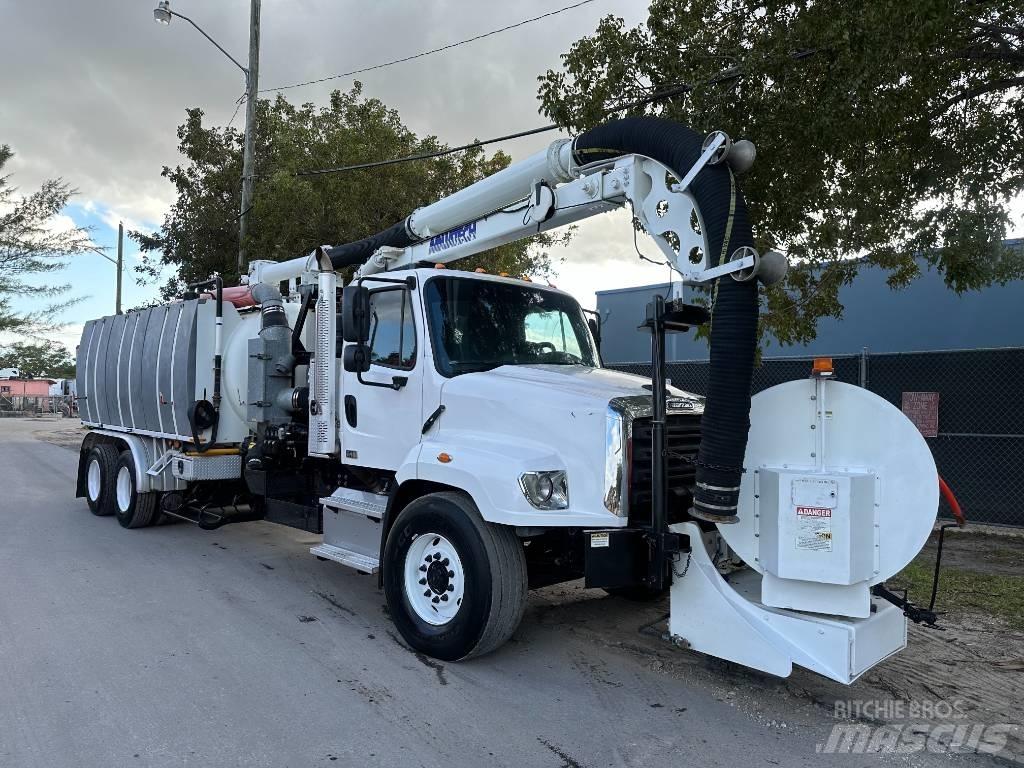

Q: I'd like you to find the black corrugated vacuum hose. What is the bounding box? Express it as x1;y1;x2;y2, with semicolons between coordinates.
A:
325;221;417;270
573;117;759;523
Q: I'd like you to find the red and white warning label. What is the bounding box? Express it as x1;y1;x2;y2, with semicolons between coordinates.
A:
796;506;833;552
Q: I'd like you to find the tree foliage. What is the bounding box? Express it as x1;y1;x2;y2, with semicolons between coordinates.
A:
538;0;1024;344
0;340;75;378
135;84;568;299
0;146;92;337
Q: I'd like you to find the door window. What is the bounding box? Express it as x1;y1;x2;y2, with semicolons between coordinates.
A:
367;289;416;370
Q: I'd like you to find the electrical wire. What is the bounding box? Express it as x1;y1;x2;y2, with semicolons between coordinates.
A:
296;124;559;177
291;49;820;179
260;0;601;94
292;85;691;178
226;93;246;129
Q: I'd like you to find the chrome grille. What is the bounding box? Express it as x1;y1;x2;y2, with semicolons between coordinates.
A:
628;413;702;525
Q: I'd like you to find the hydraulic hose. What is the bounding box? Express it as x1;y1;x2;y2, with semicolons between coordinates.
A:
938;476;966;527
573;117;759;523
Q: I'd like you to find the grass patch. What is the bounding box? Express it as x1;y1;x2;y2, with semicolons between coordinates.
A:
889;560;1024;630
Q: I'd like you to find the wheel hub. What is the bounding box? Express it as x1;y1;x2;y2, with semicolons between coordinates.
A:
426;560;450;594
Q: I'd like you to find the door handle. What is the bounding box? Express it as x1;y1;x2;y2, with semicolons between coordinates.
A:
357;371;408;391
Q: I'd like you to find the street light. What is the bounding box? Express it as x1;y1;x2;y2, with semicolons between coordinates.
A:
153;1;172;24
153;0;261;277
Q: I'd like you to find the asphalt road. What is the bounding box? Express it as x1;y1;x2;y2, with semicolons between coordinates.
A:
0;419;999;767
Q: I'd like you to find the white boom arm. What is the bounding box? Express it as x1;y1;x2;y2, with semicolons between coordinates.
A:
359;133;750;282
249;132;767;288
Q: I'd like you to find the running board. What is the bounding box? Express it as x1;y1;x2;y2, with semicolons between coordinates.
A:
320;487;387;519
310;543;380;574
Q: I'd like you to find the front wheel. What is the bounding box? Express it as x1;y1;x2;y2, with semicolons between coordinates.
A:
383;492;527;661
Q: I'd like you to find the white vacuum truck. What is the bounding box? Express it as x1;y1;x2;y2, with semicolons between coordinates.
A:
75;117;940;682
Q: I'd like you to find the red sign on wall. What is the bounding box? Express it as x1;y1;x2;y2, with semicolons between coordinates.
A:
902;391;940;438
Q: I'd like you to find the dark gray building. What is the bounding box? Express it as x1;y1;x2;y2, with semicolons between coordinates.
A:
596;238;1024;363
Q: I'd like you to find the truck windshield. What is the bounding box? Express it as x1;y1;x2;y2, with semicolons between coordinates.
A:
424;276;599;376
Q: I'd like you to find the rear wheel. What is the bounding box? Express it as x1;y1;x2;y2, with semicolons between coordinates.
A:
85;444;118;517
383;492;527;661
114;450;159;529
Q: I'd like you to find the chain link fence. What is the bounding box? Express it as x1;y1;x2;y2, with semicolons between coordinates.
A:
0;395;76;418
609;347;1024;527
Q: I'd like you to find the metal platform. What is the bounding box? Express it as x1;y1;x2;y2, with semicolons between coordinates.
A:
320;487;387;519
310;543;380;574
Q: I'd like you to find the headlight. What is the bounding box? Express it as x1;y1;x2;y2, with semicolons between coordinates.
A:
519;471;569;510
604;408;627;516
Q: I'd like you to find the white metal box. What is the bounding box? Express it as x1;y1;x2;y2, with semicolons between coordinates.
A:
757;469;876;616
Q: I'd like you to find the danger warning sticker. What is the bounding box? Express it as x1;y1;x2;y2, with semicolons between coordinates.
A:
796;506;833;551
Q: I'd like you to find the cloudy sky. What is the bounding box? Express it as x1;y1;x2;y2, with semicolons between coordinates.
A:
5;1;1021;355
2;0;683;352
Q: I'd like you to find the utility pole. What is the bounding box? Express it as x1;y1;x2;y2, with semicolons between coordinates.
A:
116;222;124;315
238;0;261;276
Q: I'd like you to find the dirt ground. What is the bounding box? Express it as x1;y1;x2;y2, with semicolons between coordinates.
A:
24;414;87;450
535;525;1024;759
23;417;1024;761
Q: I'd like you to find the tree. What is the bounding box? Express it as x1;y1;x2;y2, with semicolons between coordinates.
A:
135;84;569;299
0;146;92;337
538;0;1024;345
0;340;75;378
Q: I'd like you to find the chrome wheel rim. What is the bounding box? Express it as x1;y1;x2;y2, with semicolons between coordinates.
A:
404;533;465;626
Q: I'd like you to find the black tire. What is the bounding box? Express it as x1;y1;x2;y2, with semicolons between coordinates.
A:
383;492;527;662
113;450;159;529
84;444;119;517
603;585;669;602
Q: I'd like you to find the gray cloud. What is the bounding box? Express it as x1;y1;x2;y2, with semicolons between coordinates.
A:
0;0;642;224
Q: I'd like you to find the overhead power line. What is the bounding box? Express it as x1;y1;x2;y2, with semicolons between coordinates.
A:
260;0;600;94
293;82;699;178
295;124;561;177
291;49;819;179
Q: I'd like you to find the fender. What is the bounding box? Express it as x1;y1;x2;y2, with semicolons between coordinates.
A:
416;434;625;529
77;430;163;495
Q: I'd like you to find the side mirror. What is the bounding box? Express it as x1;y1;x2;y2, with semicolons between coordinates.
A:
342;284;371;343
343;343;371;373
587;316;602;350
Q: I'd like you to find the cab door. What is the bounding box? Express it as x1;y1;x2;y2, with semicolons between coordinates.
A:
341;283;423;471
